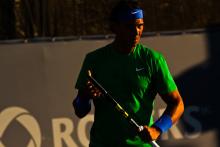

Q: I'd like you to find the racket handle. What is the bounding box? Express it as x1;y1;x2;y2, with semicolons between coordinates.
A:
151;140;160;147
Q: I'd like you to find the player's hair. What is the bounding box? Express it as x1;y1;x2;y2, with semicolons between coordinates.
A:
109;0;142;22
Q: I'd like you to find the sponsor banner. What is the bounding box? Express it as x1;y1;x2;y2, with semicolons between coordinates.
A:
0;33;219;147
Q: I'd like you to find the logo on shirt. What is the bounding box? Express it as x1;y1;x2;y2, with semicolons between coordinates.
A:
136;67;145;72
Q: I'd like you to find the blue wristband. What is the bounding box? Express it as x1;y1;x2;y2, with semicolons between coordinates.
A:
75;96;91;112
154;114;172;133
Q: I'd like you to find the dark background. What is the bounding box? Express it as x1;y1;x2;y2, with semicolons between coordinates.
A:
0;0;220;39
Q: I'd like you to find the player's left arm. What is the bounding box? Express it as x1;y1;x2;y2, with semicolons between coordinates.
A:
141;89;184;141
159;89;184;124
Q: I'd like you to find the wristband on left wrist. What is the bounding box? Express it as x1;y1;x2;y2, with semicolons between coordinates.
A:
153;114;172;133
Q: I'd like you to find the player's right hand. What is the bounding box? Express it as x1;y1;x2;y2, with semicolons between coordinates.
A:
86;80;102;98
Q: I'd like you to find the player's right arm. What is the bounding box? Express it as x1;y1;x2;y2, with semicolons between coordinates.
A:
73;81;101;118
73;89;91;118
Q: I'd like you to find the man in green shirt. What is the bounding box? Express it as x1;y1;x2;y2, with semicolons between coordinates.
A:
73;0;184;146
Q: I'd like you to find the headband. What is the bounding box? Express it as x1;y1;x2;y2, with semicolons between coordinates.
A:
118;8;143;22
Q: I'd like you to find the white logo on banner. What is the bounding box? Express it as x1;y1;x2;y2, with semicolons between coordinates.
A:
0;107;41;147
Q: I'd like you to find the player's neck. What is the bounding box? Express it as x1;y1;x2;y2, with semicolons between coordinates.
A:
112;40;135;54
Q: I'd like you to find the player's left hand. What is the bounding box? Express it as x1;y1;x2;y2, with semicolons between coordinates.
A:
139;126;161;142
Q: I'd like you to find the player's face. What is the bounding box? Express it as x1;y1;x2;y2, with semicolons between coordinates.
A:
115;18;144;53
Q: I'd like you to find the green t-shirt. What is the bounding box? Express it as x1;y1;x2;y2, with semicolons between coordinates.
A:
75;43;177;147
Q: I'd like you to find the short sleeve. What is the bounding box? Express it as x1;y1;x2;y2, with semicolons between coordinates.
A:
154;55;177;94
75;54;92;90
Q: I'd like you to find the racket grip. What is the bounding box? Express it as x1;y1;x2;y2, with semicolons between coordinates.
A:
151;140;160;147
